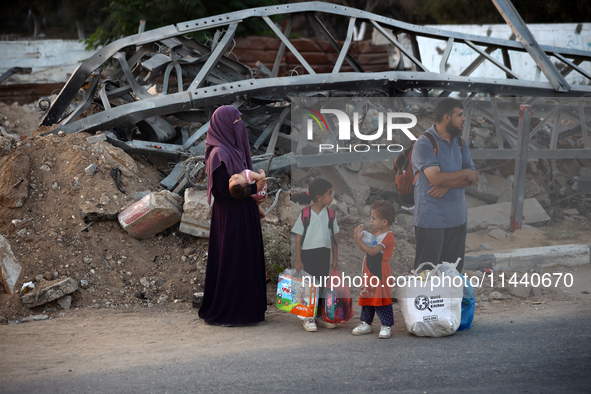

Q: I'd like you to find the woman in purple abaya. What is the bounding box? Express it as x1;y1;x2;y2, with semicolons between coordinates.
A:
199;105;267;325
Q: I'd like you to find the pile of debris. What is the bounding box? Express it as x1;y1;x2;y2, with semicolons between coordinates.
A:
0;127;288;321
0;99;590;323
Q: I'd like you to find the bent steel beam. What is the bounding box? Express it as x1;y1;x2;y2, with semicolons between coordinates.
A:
492;0;570;92
39;1;591;162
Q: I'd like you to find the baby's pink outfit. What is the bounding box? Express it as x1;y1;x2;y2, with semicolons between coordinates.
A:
243;169;267;201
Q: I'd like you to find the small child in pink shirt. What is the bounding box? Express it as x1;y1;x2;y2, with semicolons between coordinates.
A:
229;169;267;217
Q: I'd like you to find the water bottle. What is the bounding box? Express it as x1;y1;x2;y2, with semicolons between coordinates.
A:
360;230;377;247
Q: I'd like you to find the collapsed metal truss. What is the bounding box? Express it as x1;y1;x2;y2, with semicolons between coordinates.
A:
40;0;591;165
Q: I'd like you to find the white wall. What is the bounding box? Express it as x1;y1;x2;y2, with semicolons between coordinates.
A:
0;40;95;84
372;23;591;86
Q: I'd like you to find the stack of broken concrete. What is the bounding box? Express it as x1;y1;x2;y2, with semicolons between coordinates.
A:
1;234;79;308
117;188;211;240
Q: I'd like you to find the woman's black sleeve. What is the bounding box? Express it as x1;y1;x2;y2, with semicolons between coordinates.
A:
212;163;233;200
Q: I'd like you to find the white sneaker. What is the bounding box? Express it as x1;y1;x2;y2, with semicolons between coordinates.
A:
317;318;337;329
303;318;317;332
378;325;392;339
352;322;373;336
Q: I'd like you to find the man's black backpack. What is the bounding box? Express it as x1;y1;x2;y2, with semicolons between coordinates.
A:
393;131;463;206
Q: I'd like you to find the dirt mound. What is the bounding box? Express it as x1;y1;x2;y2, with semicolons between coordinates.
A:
0;131;216;320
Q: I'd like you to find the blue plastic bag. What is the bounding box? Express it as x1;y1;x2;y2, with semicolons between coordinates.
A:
457;279;475;331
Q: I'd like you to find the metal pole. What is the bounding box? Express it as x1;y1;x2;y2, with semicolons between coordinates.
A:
510;104;532;230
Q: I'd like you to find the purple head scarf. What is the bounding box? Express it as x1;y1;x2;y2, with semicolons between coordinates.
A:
205;105;253;204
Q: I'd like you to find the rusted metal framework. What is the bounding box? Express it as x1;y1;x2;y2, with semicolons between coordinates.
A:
40;1;591;163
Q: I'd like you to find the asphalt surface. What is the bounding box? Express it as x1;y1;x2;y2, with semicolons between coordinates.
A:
3;308;590;393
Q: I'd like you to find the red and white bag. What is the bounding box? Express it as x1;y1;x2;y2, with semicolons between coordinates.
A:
275;269;318;318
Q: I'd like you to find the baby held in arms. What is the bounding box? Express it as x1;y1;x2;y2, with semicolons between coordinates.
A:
229;169;267;217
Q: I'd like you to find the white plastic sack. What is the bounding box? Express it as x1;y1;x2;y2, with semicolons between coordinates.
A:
394;259;463;337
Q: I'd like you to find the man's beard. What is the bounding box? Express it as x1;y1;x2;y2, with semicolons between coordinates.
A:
446;123;462;137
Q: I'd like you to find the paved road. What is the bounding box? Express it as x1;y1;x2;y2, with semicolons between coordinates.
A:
2;304;590;393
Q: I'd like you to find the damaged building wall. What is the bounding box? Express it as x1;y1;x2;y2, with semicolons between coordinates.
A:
373;23;591;85
0;40;96;104
0;40;94;85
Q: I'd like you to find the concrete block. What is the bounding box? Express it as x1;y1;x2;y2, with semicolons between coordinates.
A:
21;277;78;308
494;244;591;270
488;228;507;241
179;188;210;238
467;198;550;231
57;295;72;309
0;235;21;294
188;140;206;156
118;190;183;240
466;194;488;208
86;134;107;144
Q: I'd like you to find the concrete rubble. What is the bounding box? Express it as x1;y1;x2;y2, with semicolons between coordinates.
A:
18;314;50;323
86;134;107;145
467;198;551;231
118;190;183;240
179;188;211;238
20;277;79;308
0;124;588;322
493;244;591;270
0;234;21;294
488;228;508;241
57;295;72;310
0;2;589;328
